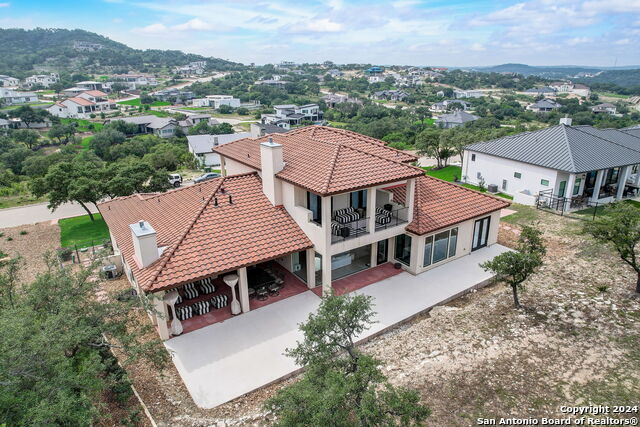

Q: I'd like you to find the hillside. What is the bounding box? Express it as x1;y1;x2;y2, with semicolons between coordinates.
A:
0;28;243;77
577;69;640;88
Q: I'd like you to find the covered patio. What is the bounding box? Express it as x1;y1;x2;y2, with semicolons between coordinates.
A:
165;244;511;408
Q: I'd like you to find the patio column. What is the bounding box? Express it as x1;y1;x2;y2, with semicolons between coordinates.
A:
590;169;606;204
152;292;170;340
321;252;332;296
305;248;316;289
564;173;576;211
238;267;250;313
616;165;631;200
367;187;377;234
406;178;416;220
370;242;378;268
634;165;640;186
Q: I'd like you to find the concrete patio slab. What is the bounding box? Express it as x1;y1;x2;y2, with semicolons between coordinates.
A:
165;244;511;408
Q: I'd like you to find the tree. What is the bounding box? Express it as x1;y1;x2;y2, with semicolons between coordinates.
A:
30;153;105;221
47;123;76;144
480;225;545;308
267;294;431;426
12;129;40;150
0;256;167;424
104;158;170;197
9;106;48;128
415;128;453;169
583;202;640;293
89;128;126;159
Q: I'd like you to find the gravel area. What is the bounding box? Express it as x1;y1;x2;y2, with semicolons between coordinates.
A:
0;221;60;283
112;208;640;426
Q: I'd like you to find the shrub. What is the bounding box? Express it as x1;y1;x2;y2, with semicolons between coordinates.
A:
19;230;28;235
57;247;73;261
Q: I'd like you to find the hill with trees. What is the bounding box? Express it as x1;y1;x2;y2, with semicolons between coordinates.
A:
0;28;244;77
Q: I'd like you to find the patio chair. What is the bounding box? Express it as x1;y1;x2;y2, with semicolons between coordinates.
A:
256;286;269;301
248;287;256;299
268;282;282;297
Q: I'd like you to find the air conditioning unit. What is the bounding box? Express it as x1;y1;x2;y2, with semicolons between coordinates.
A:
487;184;499;193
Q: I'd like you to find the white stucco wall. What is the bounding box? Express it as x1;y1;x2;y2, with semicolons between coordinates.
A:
223;157;260;176
463;151;560;196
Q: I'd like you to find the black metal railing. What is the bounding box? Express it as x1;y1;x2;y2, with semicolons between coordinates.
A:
375;207;409;231
536;190;604;219
331;216;369;243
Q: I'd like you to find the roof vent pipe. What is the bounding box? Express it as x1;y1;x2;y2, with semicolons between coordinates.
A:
214;197;218;206
229;195;233;204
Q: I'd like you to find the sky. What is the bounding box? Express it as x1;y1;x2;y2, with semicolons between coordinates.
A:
1;0;639;66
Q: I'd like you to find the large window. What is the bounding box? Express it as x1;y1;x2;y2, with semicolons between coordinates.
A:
394;234;412;266
423;228;458;267
307;191;322;225
350;189;367;209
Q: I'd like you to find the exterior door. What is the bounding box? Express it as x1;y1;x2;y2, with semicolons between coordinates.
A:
376;239;388;265
472;216;491;251
558;181;567;197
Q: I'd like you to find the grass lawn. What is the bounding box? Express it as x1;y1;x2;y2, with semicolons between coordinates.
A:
0;194;47;209
423;165;513;200
116;99;171;107
59;213;110;248
61;118;104;132
80;136;93;151
423;165;462;181
413;118;435;127
145;110;172;118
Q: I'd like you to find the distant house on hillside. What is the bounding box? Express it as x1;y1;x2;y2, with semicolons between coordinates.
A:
261;104;323;128
371;90;409;102
250;123;290;138
549;81;590;97
454;89;483;99
430;99;470;113
104;114;210;138
524;86;557;97
152;88;195;103
591;103;617;115
527;98;561;113
191;95;241;109
254;79;289;87
24;73;59;89
110;74;158;90
0;75;20;88
435;111;479;128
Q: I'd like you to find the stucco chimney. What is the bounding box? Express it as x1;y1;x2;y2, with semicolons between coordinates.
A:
129;220;159;268
260;137;284;205
559;116;572;126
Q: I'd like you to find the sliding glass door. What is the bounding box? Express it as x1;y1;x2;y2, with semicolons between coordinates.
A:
472;216;490;251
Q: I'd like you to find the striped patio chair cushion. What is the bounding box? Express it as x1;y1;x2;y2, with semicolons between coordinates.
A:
200;280;216;294
331;221;342;235
376;214;392;225
184;287;199;300
376;207;391;217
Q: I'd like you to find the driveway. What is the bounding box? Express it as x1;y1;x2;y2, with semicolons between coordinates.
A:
165;244;511;408
0;202;97;228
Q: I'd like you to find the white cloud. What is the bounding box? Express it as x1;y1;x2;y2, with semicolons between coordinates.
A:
172;18;215;31
0;3;10;7
134;23;168;34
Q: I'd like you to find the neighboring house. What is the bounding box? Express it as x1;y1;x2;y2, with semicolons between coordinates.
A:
327;69;343;78
0;75;20;88
73;41;103;51
62;87;87;98
192;95;241;109
0;119;9;129
321;93;362;108
47;90;117;119
250;122;290;138
430;99;470;113
527;98;561;113
104;115;183;138
99;125;509;341
0;88;38;105
24;73;59;88
367;75;385;84
254;79;289;87
435;111;479;128
454;89;483;99
110;74;158;90
524;87;557;96
591;103;617;115
152;88;195;103
175;61;207;76
187;132;251;167
371;90;409;101
76;81;109;92
463;118;640;207
261;104;323;127
549;81;591;97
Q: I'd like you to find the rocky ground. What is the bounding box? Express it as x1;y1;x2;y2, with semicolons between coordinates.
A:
121;205;639;426
0;221;59;283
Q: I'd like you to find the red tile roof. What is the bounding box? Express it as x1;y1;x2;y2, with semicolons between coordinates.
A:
384;175;510;235
82;90;108;97
66;96;95;106
214;126;421;196
98;173;313;293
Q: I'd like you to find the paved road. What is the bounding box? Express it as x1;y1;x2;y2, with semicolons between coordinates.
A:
0;202;98;228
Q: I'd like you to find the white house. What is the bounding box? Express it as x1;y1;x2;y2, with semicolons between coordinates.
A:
463;118;640;208
527;98;561;113
24;73;59;89
0;88;38;105
261;104;323;127
591;103;617;115
187;132;252;167
430;99;470;113
454;89;484;99
549;81;591;97
0;75;20;88
47;91;117;119
192;95;241;109
110;74;158;90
